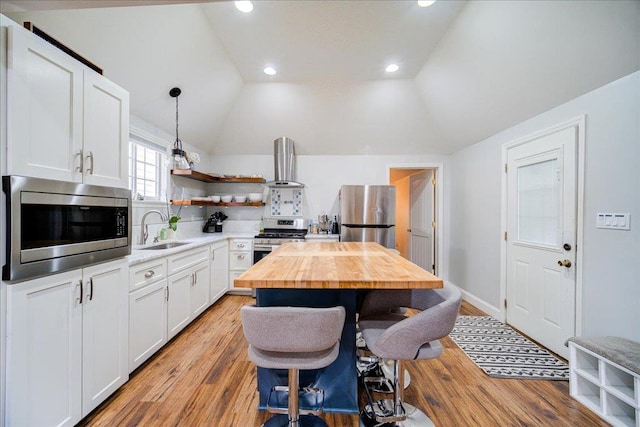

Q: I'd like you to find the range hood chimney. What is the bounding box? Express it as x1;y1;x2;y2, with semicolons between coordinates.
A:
267;137;304;188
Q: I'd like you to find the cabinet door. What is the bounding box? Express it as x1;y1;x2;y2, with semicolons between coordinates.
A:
167;270;192;340
6;25;83;182
6;270;83;427
129;279;167;372
83;72;129;188
210;242;229;304
191;262;210;318
81;260;129;416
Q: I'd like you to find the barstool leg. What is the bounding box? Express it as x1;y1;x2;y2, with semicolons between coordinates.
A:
288;368;299;427
393;360;405;417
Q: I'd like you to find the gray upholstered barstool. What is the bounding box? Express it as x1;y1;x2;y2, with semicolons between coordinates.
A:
241;305;346;427
358;284;462;426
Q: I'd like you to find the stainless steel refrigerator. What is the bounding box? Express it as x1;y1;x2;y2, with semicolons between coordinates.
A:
340;185;396;248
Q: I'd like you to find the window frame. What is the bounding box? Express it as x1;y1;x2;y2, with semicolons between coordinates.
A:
129;129;169;202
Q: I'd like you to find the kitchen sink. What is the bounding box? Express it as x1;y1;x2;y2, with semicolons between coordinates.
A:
138;241;190;250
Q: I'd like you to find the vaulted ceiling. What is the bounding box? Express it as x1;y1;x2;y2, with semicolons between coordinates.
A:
2;1;639;156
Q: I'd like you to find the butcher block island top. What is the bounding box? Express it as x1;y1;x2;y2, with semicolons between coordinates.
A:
234;241;443;289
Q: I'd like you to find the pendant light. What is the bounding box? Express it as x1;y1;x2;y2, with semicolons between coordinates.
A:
170;87;190;170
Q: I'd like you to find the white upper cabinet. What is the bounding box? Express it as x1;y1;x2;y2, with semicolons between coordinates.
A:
6;25;83;182
6;25;129;188
82;71;129;188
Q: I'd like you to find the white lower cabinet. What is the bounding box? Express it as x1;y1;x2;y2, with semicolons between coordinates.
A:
167;247;211;340
228;238;253;295
128;259;168;372
210;240;229;304
129;280;167;372
191;262;211;317
6;259;128;426
129;243;223;373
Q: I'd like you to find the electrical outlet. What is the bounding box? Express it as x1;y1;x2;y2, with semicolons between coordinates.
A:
596;213;630;230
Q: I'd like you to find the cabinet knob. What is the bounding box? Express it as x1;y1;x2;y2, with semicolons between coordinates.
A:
144;270;155;278
238;254;245;260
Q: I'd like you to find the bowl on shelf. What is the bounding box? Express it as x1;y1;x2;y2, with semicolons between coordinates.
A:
248;193;262;202
234;195;247;203
210;195;221;203
220;195;233;203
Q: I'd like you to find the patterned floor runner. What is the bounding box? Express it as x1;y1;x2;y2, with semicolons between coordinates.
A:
449;315;570;380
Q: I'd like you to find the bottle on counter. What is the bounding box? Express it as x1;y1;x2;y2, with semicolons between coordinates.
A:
331;216;340;234
259;216;265;234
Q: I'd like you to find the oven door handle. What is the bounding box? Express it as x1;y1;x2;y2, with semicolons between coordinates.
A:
254;245;279;251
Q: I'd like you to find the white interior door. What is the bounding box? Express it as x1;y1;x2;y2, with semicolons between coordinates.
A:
506;126;577;358
410;170;435;273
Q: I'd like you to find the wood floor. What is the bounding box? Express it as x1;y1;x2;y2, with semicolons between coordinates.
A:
80;295;607;426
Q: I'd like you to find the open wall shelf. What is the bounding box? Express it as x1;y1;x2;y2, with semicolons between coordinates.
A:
170;169;266;184
170;200;265;208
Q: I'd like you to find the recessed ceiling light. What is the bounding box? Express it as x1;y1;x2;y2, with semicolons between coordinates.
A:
417;0;436;7
264;67;277;76
385;64;399;73
235;1;253;13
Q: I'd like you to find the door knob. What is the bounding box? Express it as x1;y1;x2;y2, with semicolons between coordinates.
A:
557;259;572;268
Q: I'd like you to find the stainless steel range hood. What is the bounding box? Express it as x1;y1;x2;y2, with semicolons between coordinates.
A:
266;137;304;188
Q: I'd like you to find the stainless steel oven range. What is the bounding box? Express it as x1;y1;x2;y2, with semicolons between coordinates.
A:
253;218;309;263
2;175;132;281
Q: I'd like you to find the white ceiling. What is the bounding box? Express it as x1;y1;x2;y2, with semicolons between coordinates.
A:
201;1;465;82
2;0;639;156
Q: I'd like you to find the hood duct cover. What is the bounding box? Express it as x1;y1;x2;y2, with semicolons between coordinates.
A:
267;137;304;187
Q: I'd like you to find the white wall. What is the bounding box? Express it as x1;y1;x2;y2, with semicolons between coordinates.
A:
210;153;451;277
130;115;212;244
213;80;451;155
449;71;640;341
414;0;640;153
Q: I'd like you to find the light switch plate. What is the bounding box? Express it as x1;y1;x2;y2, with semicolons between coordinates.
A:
596;213;630;230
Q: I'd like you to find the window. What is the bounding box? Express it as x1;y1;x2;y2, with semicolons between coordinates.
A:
129;134;167;201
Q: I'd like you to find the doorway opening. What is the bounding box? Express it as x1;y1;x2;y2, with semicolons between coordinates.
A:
388;164;442;276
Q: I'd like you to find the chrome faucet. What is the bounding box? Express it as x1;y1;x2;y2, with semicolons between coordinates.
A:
139;210;168;245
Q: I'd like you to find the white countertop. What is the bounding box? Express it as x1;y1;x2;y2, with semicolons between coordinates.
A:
128;232;256;266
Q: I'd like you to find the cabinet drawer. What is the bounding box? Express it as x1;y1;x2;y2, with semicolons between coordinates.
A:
230;239;252;251
129;259;167;291
229;251;252;270
168;247;210;275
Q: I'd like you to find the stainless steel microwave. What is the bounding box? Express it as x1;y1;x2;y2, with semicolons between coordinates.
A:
2;176;132;281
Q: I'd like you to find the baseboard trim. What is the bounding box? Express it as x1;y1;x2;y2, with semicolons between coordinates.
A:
446;281;502;320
